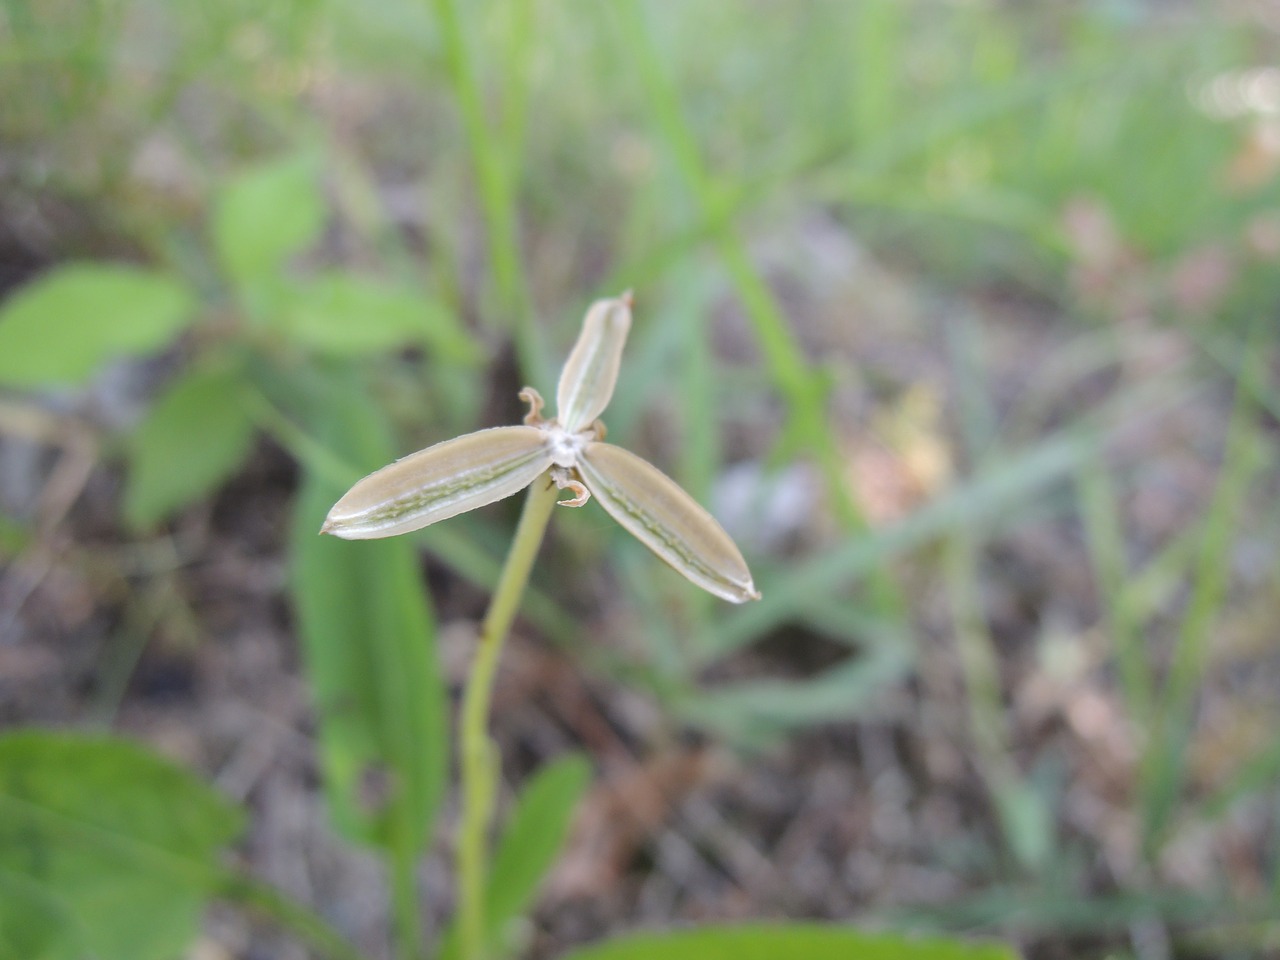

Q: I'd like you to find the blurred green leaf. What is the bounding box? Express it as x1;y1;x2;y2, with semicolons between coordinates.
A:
1142;338;1266;857
560;924;1019;960
0;731;244;960
680;643;912;747
705;429;1099;664
283;271;480;362
0;514;28;557
440;753;591;960
124;363;257;530
0;265;194;387
289;367;447;853
213;155;325;289
992;778;1054;873
0;877;82;960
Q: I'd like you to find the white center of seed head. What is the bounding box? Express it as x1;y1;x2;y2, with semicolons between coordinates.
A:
543;422;588;468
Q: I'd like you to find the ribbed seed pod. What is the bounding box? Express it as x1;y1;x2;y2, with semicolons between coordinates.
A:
322;426;552;539
555;294;632;433
577;441;760;604
324;290;760;603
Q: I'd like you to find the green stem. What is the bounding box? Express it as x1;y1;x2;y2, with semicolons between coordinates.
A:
457;477;560;960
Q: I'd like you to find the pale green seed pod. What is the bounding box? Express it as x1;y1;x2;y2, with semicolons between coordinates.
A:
322;425;552;539
555;293;632;433
323;290;760;603
577;441;760;604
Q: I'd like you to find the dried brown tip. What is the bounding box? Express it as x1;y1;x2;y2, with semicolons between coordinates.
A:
551;466;591;507
620;289;634;308
519;386;547;425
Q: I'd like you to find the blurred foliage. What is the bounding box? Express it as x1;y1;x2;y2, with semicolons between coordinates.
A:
438;754;591;960
557;924;1020;960
0;732;243;960
1;0;1278;957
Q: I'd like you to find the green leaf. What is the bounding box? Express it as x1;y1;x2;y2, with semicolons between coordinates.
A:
213;155;326;288
992;779;1054;873
0;731;244;960
124;363;257;530
0;513;29;557
680;643;912;747
289;367;447;852
439;754;591;960
559;925;1019;960
0;264;194;387
703;429;1099;664
0;876;84;960
284;272;481;362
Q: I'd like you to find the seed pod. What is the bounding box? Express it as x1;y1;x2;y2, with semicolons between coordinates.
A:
555;293;632;433
323;426;552;539
577;441;760;604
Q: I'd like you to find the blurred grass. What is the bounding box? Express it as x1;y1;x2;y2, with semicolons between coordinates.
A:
2;0;1279;956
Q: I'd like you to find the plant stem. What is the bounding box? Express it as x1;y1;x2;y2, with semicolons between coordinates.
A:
458;477;560;960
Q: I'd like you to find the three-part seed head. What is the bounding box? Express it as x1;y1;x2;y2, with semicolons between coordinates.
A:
322;291;760;603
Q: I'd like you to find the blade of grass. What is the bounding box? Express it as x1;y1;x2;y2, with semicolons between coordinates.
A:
702;426;1098;664
216;871;367;960
890;887;1268;936
850;0;905;148
680;642;912;747
1273;793;1280;902
1143;338;1267;855
288;368;448;960
614;0;904;627
495;0;536;171
704;374;1204;662
673;266;721;633
429;0;551;386
792;600;905;652
1203;733;1280;821
598;31;1189;307
945;529;1053;873
938;303;1058;871
1077;465;1154;722
614;541;699;688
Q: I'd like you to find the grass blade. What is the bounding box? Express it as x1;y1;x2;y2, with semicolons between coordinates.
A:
288;367;448;956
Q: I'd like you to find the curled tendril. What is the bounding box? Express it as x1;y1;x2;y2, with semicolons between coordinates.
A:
519;386;547;426
550;467;591;508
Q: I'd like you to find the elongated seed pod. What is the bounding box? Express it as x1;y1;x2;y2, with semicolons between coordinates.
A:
577;442;760;603
555;294;632;433
322;426;552;539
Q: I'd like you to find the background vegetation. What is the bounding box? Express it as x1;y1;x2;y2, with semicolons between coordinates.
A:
1;1;1278;958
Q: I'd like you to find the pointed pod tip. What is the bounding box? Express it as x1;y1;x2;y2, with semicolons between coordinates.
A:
620;289;634;308
320;512;359;538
